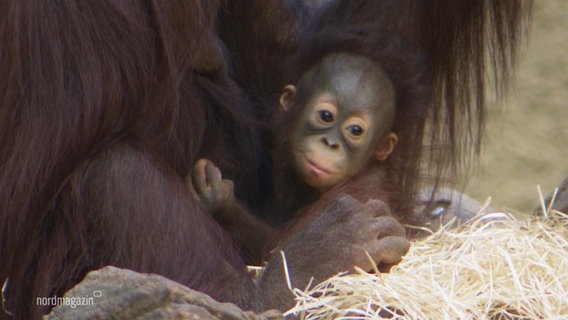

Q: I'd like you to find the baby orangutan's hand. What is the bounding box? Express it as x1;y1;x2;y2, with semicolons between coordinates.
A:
190;159;235;214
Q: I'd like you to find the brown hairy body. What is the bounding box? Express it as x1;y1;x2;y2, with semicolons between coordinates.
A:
0;0;530;318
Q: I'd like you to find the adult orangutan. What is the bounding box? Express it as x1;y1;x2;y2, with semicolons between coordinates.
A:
0;0;530;318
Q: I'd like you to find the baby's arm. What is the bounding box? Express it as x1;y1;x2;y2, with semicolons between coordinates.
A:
190;159;274;263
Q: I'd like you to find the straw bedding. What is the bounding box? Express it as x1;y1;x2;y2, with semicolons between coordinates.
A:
285;206;568;319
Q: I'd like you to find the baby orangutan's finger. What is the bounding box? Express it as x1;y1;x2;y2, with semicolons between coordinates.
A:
204;162;223;190
221;179;234;200
191;159;211;196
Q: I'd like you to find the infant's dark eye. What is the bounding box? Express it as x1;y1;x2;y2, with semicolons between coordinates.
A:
318;110;334;123
349;125;364;136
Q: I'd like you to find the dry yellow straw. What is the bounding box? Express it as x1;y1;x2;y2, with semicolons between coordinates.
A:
285;209;568;319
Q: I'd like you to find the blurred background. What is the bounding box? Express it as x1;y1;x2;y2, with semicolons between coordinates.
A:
466;0;568;213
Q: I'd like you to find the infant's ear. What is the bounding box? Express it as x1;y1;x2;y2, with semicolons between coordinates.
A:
279;85;296;112
375;132;398;161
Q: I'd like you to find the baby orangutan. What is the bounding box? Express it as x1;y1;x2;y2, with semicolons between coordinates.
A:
191;53;400;264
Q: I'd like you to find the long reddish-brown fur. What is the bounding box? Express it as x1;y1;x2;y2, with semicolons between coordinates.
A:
0;1;268;318
0;0;531;318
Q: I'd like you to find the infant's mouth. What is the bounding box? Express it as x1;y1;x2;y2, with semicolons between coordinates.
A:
305;157;332;176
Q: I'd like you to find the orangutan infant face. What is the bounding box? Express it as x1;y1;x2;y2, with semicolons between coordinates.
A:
280;53;398;191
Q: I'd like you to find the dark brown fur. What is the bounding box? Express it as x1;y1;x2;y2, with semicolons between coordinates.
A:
275;0;532;220
0;0;531;318
0;1;265;317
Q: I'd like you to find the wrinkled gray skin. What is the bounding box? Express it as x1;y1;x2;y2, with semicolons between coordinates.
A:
535;176;568;215
407;186;491;238
408;175;568;238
